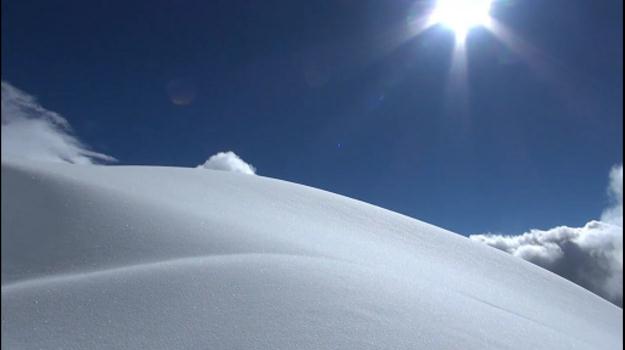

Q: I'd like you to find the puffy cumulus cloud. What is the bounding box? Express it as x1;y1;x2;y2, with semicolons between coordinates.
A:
1;81;115;164
197;151;256;175
471;165;623;307
471;221;622;306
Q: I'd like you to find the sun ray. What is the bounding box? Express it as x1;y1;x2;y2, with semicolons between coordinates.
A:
483;18;587;113
444;37;471;124
483;18;555;82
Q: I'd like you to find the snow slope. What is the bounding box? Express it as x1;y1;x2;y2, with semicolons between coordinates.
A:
1;160;622;349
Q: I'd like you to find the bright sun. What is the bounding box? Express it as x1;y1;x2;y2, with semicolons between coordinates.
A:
431;0;493;40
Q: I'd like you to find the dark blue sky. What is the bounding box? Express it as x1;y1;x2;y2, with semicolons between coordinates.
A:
2;0;622;235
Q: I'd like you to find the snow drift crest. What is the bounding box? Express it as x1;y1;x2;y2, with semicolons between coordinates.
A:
1;161;622;349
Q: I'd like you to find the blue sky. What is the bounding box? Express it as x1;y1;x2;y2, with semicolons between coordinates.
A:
2;0;622;235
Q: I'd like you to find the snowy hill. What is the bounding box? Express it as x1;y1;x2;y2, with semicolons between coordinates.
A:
1;160;622;349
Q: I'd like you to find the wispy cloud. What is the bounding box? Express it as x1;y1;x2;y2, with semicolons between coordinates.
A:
197;151;256;175
601;165;623;227
1;81;115;164
471;165;623;306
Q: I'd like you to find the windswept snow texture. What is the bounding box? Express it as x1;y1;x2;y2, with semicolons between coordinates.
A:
1;161;622;349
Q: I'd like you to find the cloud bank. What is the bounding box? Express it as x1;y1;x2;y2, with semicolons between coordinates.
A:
471;165;623;306
1;81;115;164
198;151;256;175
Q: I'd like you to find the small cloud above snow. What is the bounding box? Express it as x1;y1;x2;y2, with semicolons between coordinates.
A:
1;81;115;165
197;151;256;175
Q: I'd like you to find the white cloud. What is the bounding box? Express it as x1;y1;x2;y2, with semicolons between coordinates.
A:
1;81;115;164
470;164;623;307
197;151;256;175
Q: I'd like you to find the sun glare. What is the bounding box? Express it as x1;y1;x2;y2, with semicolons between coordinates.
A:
431;0;493;40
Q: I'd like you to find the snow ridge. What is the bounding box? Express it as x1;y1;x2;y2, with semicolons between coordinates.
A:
2;160;622;349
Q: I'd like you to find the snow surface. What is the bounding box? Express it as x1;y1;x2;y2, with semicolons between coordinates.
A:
1;160;622;349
